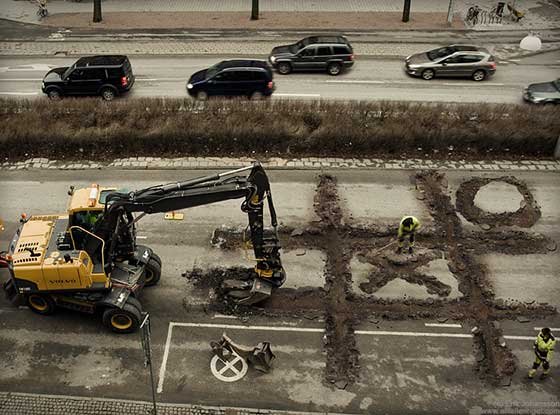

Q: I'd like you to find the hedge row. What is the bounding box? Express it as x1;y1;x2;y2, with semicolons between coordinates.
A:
1;98;559;160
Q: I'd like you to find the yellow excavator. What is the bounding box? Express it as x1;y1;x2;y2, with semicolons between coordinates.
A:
2;162;285;333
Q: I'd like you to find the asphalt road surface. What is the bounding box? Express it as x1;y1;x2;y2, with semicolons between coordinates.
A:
0;53;559;103
0;168;558;414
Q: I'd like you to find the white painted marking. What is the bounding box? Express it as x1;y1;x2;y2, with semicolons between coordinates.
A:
136;236;147;240
172;322;324;332
136;78;186;82
503;335;535;341
213;314;237;319
355;330;472;338
0;78;42;81
0;64;57;72
210;351;248;382
509;59;521;62
424;323;462;328
0;92;39;95
326;80;385;84
273;93;321;97
534;327;560;331
156;323;174;393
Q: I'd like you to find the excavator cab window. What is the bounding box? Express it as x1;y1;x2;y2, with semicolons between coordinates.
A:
72;210;102;232
69;226;105;274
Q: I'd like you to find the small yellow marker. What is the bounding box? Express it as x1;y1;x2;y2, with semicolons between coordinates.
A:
164;211;184;220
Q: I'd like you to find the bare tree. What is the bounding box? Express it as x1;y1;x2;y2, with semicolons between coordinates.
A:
93;0;102;23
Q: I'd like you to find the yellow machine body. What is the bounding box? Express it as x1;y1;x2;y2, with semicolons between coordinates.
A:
12;213;110;293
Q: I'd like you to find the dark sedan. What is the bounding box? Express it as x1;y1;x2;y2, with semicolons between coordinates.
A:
523;79;560;104
405;45;496;82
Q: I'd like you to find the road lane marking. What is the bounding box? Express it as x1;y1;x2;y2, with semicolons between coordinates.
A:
213;314;238;319
136;235;148;240
0;91;39;95
274;93;321;97
534;327;560;331
0;78;42;81
326;80;385;84
156;321;537;393
424;323;462;328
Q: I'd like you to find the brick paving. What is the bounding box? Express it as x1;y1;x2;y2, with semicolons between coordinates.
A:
0;391;331;415
2;157;559;172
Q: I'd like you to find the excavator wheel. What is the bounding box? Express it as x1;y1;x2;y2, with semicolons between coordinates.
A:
143;257;162;287
27;293;56;315
150;252;162;267
102;303;142;334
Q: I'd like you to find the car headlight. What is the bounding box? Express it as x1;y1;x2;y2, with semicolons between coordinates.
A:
270;56;276;63
187;83;193;89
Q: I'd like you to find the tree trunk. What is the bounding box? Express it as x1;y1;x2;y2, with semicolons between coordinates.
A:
93;0;102;23
251;0;259;20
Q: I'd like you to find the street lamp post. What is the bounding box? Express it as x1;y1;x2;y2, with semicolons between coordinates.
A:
141;313;158;415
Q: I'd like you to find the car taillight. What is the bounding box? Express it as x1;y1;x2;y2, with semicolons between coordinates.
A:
267;81;274;89
350;54;354;61
489;62;496;70
121;76;128;87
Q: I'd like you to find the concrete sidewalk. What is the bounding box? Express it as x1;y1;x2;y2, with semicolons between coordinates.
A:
1;0;559;31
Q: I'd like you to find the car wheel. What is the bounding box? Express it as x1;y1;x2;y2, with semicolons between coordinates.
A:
46;89;62;100
100;87;116;101
421;69;435;80
277;62;292;75
27;294;56;315
250;91;264;100
327;62;342;76
472;70;486;82
196;91;208;101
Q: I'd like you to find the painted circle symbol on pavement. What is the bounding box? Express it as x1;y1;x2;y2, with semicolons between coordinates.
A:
210;351;248;382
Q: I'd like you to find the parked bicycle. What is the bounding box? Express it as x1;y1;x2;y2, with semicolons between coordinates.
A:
466;5;481;25
36;0;48;20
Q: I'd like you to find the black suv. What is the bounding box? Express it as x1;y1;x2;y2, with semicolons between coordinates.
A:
268;36;354;76
42;55;135;100
187;60;274;100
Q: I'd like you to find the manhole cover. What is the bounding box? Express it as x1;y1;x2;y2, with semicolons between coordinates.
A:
210;351;248;382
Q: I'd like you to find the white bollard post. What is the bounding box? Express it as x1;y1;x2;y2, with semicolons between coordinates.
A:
447;0;455;25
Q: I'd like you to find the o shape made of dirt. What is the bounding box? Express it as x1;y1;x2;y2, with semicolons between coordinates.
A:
455;177;541;228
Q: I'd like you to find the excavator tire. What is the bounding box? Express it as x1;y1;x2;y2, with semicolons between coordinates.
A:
125;296;143;313
27;293;56;315
143;257;161;287
102;303;141;334
150;252;162;267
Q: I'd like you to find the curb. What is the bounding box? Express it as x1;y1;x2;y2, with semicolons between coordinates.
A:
0;391;355;415
2;157;559;172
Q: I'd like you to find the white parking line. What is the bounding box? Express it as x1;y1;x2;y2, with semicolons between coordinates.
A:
0;92;39;95
274;93;321;97
534;327;560;331
424;323;462;328
156;321;536;393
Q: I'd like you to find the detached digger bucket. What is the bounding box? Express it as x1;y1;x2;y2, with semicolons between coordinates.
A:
210;332;276;373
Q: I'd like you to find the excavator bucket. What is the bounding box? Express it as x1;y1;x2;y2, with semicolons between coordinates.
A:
210;332;276;373
248;342;275;373
224;278;273;305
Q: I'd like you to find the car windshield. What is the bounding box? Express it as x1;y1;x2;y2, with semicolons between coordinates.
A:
295;37;312;51
205;63;222;79
62;63;76;79
427;46;456;61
